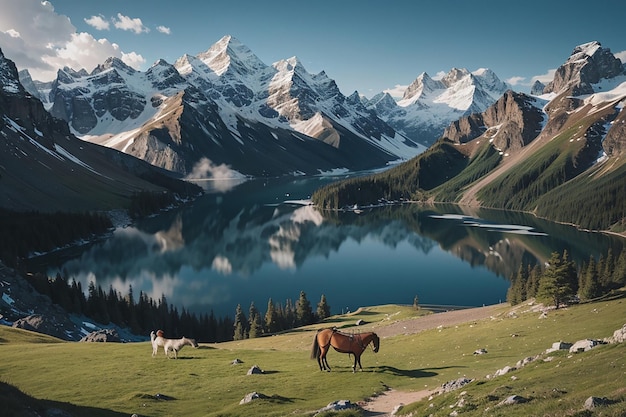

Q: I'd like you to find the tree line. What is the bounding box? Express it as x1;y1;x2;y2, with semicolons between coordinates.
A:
507;248;626;308
23;271;332;342
232;291;331;340
24;271;233;342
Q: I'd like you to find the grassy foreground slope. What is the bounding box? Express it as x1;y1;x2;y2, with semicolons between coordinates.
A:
0;300;625;417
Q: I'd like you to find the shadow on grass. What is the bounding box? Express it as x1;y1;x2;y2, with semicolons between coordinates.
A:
375;365;463;378
1;381;128;417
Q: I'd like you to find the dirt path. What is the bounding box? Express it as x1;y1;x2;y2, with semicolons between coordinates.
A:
357;303;507;416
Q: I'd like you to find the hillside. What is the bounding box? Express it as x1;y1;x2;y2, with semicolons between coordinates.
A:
0;296;624;416
311;42;626;234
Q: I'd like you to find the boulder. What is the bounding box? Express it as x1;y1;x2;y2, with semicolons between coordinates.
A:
546;341;572;353
247;365;264;375
440;377;473;393
239;391;268;405
584;396;611;410
569;339;605;353
498;395;528;406
473;348;487;355
608;324;626;344
80;328;121;342
314;400;357;415
493;366;516;377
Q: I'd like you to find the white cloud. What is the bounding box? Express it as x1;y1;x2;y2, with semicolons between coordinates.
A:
615;50;626;62
433;71;447;80
4;28;20;38
84;15;110;31
506;76;526;86
156;25;171;35
531;69;556;84
383;84;407;98
0;0;146;81
113;13;149;34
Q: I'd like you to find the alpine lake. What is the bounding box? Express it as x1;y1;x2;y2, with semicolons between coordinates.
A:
27;174;626;319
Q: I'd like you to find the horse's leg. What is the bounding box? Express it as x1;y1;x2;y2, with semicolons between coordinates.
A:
320;347;331;371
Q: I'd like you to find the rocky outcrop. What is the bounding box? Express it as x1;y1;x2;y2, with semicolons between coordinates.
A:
543;41;624;95
602;107;626;157
442;90;545;153
80;328;121;342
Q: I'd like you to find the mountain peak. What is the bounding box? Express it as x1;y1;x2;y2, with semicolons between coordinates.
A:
197;34;266;77
91;57;136;76
0;47;24;96
544;40;624;95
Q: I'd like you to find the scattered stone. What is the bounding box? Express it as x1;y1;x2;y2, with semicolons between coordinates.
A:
247;365;264;375
231;358;243;365
584;396;611;410
493;365;516;377
473;348;487;355
539;311;548;319
355;319;365;326
515;355;538;368
569;339;605;353
546;341;573;353
607;324;626;343
80;328;121;342
497;395;528;406
440;377;473;393
390;404;404;415
239;391;268;405
314;400;357;415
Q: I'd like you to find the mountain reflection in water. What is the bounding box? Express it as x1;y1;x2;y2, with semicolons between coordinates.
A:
40;177;624;318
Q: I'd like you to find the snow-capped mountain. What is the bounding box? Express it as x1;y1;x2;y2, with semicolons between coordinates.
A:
313;41;626;234
363;67;510;146
0;47;200;213
41;35;424;177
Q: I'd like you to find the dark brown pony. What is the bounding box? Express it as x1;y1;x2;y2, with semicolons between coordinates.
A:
311;328;380;372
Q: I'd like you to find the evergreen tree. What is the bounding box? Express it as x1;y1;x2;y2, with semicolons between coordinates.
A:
537;251;575;309
264;298;280;334
579;255;601;301
612;249;626;288
248;301;263;338
316;294;331;320
233;304;247;340
295;291;314;326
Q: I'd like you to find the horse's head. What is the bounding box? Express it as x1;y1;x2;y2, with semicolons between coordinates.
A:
371;333;380;353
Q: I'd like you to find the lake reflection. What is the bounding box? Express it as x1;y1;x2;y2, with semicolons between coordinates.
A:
42;177;624;318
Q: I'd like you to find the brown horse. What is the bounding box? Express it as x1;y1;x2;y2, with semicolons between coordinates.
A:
311;328;380;372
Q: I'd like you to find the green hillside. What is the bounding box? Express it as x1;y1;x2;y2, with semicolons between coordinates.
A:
1;298;625;416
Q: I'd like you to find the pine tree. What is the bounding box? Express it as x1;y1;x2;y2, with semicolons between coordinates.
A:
248;301;263;338
579;255;601;301
264;298;279;334
233;304;247;340
295;291;314;326
537;251;575;309
316;294;331;320
612;249;626;288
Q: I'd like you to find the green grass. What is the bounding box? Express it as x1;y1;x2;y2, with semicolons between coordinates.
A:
1;300;625;417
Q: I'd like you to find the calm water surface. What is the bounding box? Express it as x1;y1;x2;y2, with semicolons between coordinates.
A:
34;176;625;318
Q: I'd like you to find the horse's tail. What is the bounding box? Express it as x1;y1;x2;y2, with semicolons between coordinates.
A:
150;331;155;342
310;330;321;360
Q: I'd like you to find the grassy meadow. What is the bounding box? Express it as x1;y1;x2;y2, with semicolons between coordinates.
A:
1;299;625;417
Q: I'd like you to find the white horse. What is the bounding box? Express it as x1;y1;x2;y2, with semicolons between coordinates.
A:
151;330;198;359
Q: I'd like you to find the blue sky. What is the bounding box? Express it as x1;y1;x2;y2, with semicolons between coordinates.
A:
1;0;624;97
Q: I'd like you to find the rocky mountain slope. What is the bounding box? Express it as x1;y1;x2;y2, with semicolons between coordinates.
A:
0;47;200;213
312;41;626;233
32;35;423;177
363;67;510;146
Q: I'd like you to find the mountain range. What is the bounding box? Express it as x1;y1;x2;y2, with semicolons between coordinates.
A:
2;36;626;233
312;41;626;233
24;36;428;178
